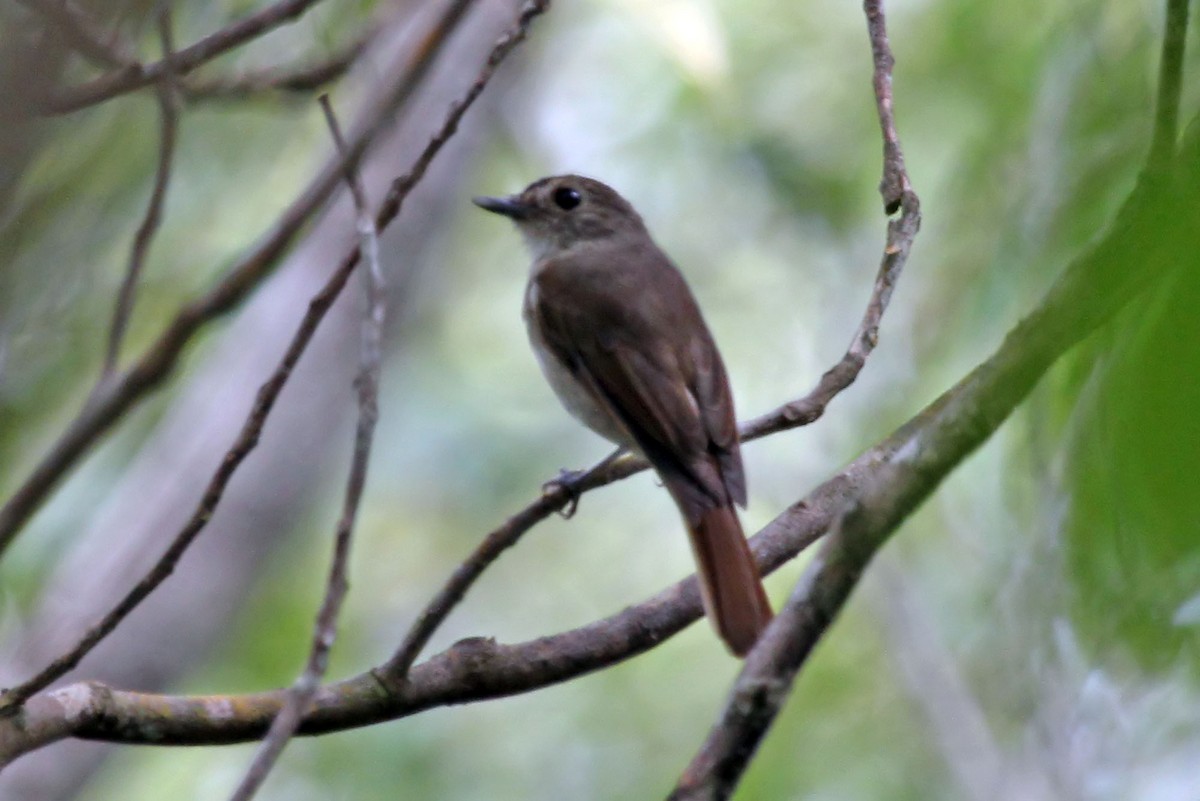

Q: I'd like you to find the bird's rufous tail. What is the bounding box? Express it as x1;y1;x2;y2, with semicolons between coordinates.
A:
686;504;772;656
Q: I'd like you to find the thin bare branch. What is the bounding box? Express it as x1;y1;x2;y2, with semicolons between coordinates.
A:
101;8;179;379
668;2;917;794
40;0;334;115
181;35;368;102
668;10;1200;794
384;479;580;676
383;196;917;676
0;0;504;710
0;0;474;559
228;95;386;801
0;244;357;716
16;0;133;69
0;0;1194;775
1149;0;1190;171
864;0;911;214
4;134;1194;757
382;0;920;677
666;189;1200;801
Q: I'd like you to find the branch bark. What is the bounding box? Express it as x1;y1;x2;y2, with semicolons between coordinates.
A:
100;9;179;378
38;0;335;115
666;113;1200;799
226;94;387;801
0;0;474;558
4;117;1194;762
0;0;544;715
180;35;368;102
0;2;522;796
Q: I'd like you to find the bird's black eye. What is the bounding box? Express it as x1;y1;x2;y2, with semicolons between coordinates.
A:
553;186;582;210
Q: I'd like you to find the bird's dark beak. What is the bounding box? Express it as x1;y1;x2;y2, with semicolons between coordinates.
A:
472;194;534;220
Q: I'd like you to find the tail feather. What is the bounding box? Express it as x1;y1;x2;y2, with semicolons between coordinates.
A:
686;505;773;656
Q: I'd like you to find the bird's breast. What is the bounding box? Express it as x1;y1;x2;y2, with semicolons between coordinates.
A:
522;279;633;447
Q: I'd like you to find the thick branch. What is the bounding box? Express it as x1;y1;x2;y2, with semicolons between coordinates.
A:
385;155;918;679
0;0;548;716
667;120;1200;800
4;132;1193;760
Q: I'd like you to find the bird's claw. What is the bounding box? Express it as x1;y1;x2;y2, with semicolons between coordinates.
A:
543;468;587;519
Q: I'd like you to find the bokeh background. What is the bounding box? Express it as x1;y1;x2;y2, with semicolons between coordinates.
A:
1;0;1198;798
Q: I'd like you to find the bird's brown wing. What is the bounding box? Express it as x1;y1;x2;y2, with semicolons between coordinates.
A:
532;250;770;656
531;250;744;520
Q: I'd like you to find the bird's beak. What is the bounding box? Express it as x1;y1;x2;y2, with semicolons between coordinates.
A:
472;194;534;220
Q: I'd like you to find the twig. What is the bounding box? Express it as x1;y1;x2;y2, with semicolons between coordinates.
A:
227;95;385;801
864;0;911;214
0;0;502;711
101;8;179;379
383;479;582;676
668;1;918;795
0;0;475;560
665;183;1198;800
0;250;357;717
382;197;916;677
742;2;918;439
668;473;900;801
40;0;334;115
181;35;368;102
382;0;920;679
1148;0;1190;172
4;138;1193;755
668;4;1200;794
16;0;133;69
1;10;1197;777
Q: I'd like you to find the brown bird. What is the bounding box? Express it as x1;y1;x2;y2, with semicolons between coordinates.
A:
474;174;772;656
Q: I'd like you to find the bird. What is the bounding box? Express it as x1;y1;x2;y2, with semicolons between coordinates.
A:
473;174;773;656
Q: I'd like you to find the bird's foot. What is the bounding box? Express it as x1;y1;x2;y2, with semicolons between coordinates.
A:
543;468;588;519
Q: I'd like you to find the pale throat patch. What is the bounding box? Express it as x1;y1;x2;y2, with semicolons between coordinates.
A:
518;227;559;264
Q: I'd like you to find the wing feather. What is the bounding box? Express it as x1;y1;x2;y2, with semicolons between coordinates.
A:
531;246;745;516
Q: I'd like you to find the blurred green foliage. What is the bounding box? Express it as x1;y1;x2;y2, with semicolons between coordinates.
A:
1066;266;1200;675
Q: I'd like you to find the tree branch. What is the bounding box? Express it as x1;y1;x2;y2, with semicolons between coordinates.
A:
864;0;911;213
3;148;1192;758
39;0;334;115
382;0;922;681
180;34;368;102
15;0;133;70
0;0;476;559
666;113;1200;801
0;0;516;712
100;8;179;379
227;94;386;801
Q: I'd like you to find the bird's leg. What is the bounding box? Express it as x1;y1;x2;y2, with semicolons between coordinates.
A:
543;447;626;519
